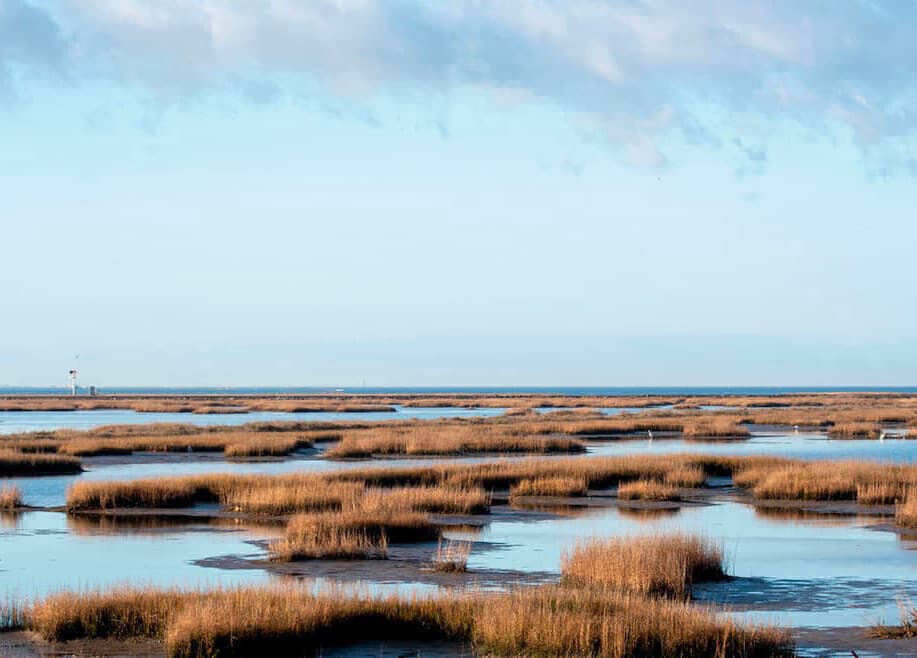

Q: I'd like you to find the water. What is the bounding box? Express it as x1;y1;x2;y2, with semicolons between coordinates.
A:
448;502;917;628
0;405;508;435
0;511;272;598
4;427;917;634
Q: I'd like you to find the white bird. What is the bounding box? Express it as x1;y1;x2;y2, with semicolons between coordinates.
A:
879;431;887;442
794;425;799;434
648;430;653;442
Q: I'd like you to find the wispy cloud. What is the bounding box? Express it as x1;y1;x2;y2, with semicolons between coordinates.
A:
3;0;916;170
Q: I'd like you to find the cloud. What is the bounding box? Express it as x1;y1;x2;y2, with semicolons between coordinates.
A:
3;0;917;170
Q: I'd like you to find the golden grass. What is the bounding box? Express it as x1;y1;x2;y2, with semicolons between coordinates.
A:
223;435;310;458
0;449;82;476
827;421;883;439
25;583;792;658
270;510;435;560
0;485;22;509
68;477;205;511
224;479;364;515
618;479;681;501
856;481;910;505
896;491;917;528
682;418;750;439
561;533;725;598
60;453;788;513
474;585;789;658
745;461;917;502
510;476;588;498
664;464;707;487
326;426;586;458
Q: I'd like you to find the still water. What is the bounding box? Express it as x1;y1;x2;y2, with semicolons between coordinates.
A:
3;428;917;634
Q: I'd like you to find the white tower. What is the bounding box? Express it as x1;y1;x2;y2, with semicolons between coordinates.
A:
68;354;79;396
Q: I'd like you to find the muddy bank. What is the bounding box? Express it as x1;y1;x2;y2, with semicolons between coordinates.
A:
794;626;917;657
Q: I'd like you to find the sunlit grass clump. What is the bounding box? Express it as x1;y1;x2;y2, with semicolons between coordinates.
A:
509;476;588;498
561;533;725;598
896;491;917;528
0;485;23;510
617;479;681;501
24;580;792;658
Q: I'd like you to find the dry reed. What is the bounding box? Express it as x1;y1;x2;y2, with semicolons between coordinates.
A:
896;491;917;528
510;476;589;498
0;485;22;509
618;479;681;501
24;582;792;658
561;533;725;598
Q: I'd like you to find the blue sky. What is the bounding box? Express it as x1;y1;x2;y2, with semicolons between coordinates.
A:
1;0;916;386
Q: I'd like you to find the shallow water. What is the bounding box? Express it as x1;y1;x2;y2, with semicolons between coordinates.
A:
0;511;272;598
588;431;917;462
4;427;917;633
0;405;509;435
448;501;917;628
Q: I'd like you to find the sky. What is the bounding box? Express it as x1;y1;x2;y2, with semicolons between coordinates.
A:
1;0;916;387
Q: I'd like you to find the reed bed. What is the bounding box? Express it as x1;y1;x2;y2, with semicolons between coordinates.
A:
474;585;790;658
271;510;436;560
896;491;917;528
224;479;365;515
325;426;586;458
0;485;22;509
742;461;917;502
54;430;311;457
61;454;792;512
0;449;82;476
681;418;750;439
617;479;681;501
827;422;883;439
223;435;310;458
24;582;792;658
510;476;589;498
561;533;725;598
664;464;707;487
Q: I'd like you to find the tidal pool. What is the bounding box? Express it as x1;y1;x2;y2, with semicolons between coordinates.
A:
0;405;510;435
447;501;917;629
0;511;272;599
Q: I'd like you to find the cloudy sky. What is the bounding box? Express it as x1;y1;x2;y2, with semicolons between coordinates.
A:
2;0;916;386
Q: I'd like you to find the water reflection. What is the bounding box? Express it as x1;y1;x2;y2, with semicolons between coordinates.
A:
0;511;272;598
455;501;917;628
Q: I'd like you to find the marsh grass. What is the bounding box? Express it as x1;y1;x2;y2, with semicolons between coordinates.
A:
617;479;681;501
0;485;22;509
681;418;750;439
431;538;473;572
0;449;82;476
25;582;792;658
896;491;917;528
746;461;917;502
828;422;883;439
664;465;707;487
561;533;725;598
510;476;589;498
270;510;434;560
223;435;311;458
326;426;586;458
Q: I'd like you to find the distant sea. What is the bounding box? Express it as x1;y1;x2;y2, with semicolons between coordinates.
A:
2;386;917;396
